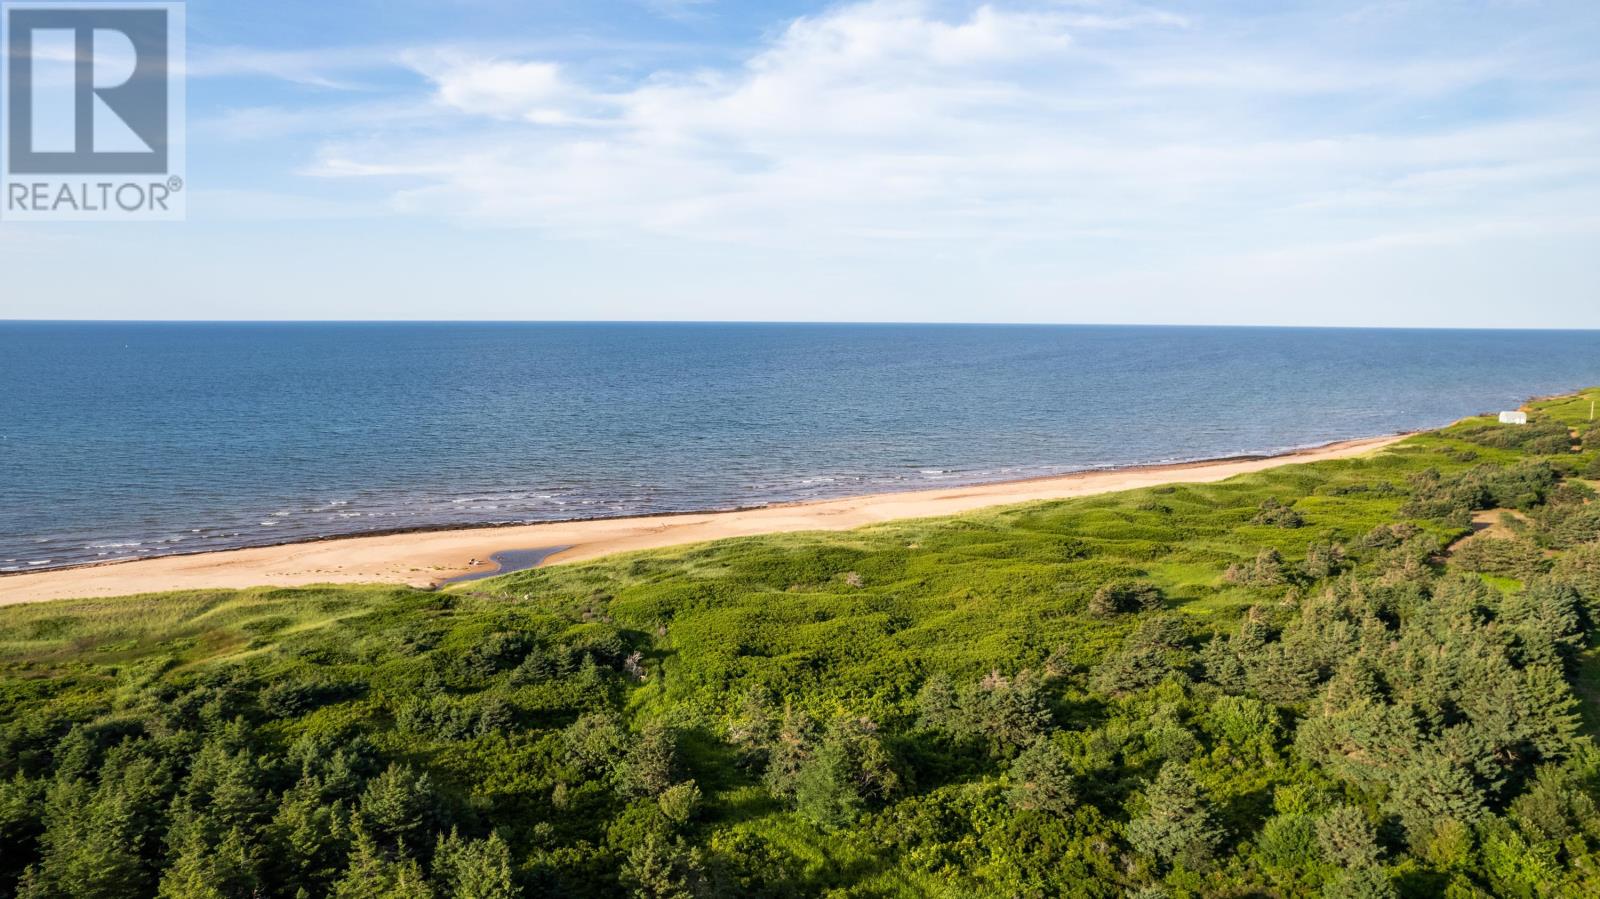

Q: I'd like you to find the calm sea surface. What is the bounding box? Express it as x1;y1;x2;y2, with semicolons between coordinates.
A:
4;322;1600;572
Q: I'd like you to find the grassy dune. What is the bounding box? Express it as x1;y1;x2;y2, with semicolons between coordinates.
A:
4;390;1600;898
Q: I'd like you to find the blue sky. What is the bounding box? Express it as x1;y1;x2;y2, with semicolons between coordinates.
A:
4;0;1599;326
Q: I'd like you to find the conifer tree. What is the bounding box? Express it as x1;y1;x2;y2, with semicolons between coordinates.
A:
357;763;438;856
1200;636;1248;693
763;706;818;800
617;724;679;798
25;771;158;899
726;685;777;762
1245;641;1321;703
620;833;703;899
563;711;628;777
657;781;702;828
915;673;960;734
1387;753;1486;843
1323;867;1398;899
157;826;260;899
1126;762;1223;868
1089;581;1164;617
267;775;352;896
1093;615;1193;696
1006;740;1076;816
0;773;44;889
433;828;517;899
331;829;434;899
1314;806;1382;867
792;717;900;829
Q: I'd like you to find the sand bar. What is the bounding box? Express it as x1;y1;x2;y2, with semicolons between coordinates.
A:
0;434;1406;605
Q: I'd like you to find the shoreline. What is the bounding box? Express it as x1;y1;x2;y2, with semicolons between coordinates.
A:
0;432;1409;606
1;438;1401;579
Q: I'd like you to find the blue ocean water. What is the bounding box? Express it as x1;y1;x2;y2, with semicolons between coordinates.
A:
4;322;1600;572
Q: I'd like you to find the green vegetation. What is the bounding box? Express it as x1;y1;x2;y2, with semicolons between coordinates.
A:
6;392;1600;897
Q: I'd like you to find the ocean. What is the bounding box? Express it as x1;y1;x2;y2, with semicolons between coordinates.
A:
4;322;1600;572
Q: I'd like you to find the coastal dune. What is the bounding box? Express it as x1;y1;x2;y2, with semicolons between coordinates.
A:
0;434;1404;605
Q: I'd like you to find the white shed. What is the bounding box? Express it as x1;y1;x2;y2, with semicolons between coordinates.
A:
1499;411;1528;425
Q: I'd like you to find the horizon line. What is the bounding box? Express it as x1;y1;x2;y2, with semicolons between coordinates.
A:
4;319;1600;333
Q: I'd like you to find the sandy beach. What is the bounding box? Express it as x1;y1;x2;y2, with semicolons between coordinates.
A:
0;434;1405;605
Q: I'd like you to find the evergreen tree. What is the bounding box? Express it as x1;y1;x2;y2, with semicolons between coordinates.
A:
1244;641;1321;703
617;724;679;798
1253;498;1305;528
792;718;900;829
1510;761;1599;844
0;773;45;889
1126;762;1223;868
1304;540;1347;579
157;826;260;899
1006;740;1076;816
1093;615;1192;696
1088;581;1165;617
915;673;960;734
1387;752;1486;844
619;833;703;899
1323;867;1398;899
657;782;702;828
725;685;776;762
331;829;435;899
967;672;1054;753
1507;581;1585;670
165;737;271;855
917;670;1052;753
1314;806;1382;868
563;712;628;777
1517;664;1582;760
1200;635;1249;693
357;763;438;856
433;828;518;899
792;744;862;830
1320;657;1388;711
25;762;168;899
267;774;353;896
1255;813;1318;870
762;706;817;801
1225;548;1288;586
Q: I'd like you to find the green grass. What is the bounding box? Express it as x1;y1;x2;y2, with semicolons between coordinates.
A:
1534;388;1600;427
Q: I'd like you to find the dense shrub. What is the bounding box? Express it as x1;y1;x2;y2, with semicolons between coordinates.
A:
1224;548;1289;587
1087;580;1165;616
1454;417;1574;455
917;670;1053;753
1451;537;1549;579
1252;498;1305;528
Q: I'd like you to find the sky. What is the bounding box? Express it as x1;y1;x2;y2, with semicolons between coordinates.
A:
2;0;1598;327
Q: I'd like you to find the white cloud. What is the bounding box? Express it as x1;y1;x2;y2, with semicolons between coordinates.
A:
284;0;1600;278
407;52;590;124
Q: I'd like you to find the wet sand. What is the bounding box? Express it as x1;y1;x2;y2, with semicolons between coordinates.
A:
0;433;1406;605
